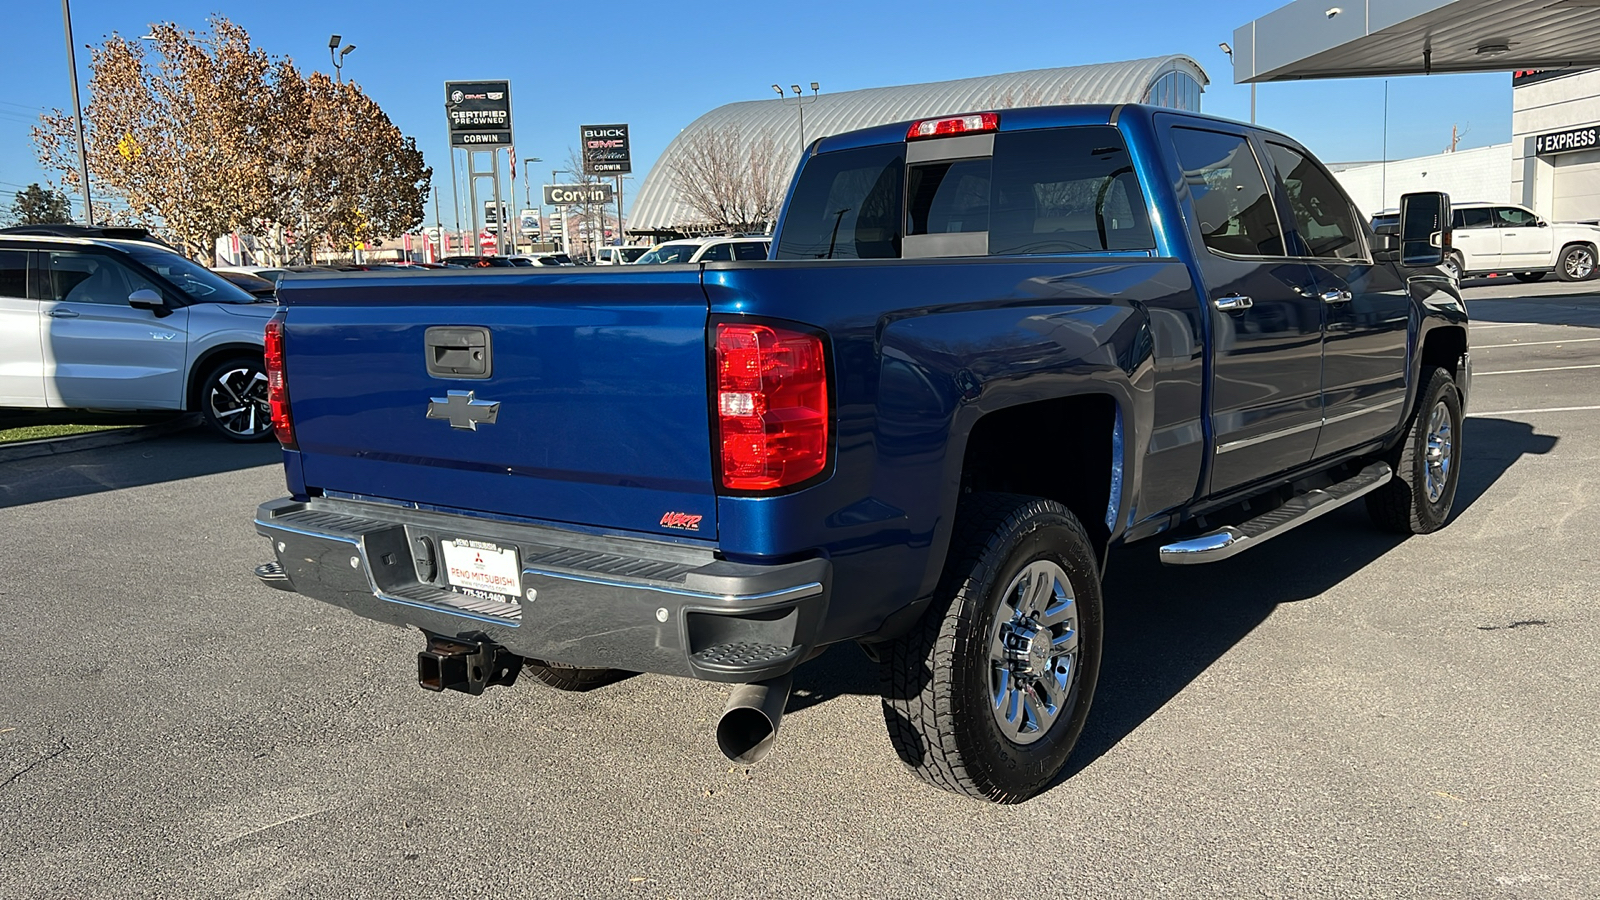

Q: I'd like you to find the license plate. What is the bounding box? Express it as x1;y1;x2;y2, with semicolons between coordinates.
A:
439;538;522;604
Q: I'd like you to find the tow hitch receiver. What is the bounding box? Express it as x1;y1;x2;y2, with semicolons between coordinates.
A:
417;633;521;695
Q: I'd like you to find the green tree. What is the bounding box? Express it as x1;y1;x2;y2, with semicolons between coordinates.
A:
7;183;73;225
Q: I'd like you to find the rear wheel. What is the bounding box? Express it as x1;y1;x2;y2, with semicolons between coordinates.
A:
1557;245;1596;282
1366;366;1462;534
1512;272;1546;283
522;659;627;692
879;493;1103;803
199;357;274;442
1442;251;1465;282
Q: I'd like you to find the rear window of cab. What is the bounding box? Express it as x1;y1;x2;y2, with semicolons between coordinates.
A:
775;125;1154;260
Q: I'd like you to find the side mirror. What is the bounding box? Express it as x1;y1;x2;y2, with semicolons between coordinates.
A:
128;288;170;317
1399;191;1451;268
1537;219;1548;228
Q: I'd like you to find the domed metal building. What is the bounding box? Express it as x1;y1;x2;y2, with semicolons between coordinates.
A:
628;55;1208;239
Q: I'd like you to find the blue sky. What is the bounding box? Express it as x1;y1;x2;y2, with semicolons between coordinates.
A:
1;0;1511;225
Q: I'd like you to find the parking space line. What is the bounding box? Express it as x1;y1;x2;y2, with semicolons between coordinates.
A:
1476;363;1600;376
1467;404;1600;417
1470;322;1544;329
1472;336;1600;349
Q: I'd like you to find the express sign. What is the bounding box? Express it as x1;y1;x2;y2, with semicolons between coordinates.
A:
544;183;616;205
1535;125;1599;156
445;80;513;147
581;124;631;174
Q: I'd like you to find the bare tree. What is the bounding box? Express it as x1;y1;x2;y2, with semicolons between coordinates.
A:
666;125;786;233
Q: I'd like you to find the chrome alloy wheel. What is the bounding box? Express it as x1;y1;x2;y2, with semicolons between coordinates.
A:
1565;247;1595;280
1424;400;1454;504
988;559;1079;746
207;365;272;438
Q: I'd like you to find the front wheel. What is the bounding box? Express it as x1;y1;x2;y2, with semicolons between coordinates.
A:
1366;366;1462;534
879;494;1103;803
200;357;274;442
1557;245;1596;282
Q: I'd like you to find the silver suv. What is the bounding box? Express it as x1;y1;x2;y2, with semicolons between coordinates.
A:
0;236;277;440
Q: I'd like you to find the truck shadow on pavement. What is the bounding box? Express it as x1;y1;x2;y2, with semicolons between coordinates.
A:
790;418;1557;793
0;432;282;510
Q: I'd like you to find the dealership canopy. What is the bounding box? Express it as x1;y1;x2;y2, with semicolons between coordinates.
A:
628;55;1208;237
1231;0;1600;83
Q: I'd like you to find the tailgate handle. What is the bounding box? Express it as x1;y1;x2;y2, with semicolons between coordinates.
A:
425;326;492;379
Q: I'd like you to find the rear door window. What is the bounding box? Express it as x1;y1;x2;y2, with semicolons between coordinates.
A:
698;242;734;262
1170;127;1285;257
988;126;1154;254
774;144;904;260
0;249;27;299
1456;208;1494;229
731;241;770;261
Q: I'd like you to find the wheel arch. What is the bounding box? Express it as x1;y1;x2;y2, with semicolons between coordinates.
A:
187;342;264;412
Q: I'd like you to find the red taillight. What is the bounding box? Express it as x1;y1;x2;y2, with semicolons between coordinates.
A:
263;315;296;449
715;322;829;491
907;112;999;140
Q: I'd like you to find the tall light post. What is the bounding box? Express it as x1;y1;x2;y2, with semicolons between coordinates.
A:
61;0;93;225
772;81;820;150
1219;42;1254;123
553;168;573;255
329;34;355;84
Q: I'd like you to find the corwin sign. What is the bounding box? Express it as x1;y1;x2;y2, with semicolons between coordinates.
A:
1535;125;1599;156
544;183;616;205
581;124;631;174
446;80;513;147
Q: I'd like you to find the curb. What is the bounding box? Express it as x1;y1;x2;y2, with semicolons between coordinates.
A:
0;413;204;464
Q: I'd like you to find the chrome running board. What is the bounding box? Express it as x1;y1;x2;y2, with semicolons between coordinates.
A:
1159;462;1393;566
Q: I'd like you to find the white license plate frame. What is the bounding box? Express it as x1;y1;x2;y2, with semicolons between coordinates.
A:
439;537;522;605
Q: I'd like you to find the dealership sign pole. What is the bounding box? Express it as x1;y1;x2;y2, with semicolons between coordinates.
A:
446;80;514;256
582;124;631;246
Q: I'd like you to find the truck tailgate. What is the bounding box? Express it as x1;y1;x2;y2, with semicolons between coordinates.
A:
280;271;716;539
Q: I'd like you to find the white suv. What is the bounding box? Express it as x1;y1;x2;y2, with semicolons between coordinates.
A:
633;236;771;265
1445;202;1600;283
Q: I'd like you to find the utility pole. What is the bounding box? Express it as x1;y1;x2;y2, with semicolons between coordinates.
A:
61;0;93;225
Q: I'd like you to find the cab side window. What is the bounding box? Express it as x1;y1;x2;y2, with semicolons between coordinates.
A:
1265;142;1364;260
1170;127;1285;257
1494;206;1540;228
0;249;27;299
45;251;160;305
698;242;734;262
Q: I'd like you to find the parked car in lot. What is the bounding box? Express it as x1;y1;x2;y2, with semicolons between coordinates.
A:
633;236;771;264
595;246;651;265
1378;202;1600;283
441;255;518;268
0;235;277;440
505;255;576;267
253;105;1468;802
214;269;278;300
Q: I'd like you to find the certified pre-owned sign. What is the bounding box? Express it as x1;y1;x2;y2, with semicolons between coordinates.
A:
1535;125;1599;156
446;80;513;147
581;124;631;174
544;183;616;206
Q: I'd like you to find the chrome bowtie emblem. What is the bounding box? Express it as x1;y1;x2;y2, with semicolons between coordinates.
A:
426;390;500;430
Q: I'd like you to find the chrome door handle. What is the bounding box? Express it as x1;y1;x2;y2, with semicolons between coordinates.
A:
1214;294;1253;312
1321;289;1353;304
47;308;80;318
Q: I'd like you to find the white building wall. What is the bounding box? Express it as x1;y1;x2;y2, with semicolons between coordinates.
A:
1512;69;1600;221
1331;143;1513;220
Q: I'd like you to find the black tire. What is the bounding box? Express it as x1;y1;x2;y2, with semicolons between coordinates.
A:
198;357;275;442
1512;272;1546;283
1556;244;1596;282
879;493;1103;803
1366;366;1462;534
522;659;627;692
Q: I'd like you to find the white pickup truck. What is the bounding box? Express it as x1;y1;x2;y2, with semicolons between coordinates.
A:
1439;202;1599;283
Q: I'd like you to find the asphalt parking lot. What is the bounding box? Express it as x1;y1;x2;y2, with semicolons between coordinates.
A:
2;282;1598;899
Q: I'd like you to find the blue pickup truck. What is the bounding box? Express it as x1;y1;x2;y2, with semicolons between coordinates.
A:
254;104;1468;803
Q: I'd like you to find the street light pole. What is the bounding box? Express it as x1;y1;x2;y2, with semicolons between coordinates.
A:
61;0;93;225
329;34;355;84
772;81;820;151
523;156;541;250
1219;42;1254;124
